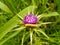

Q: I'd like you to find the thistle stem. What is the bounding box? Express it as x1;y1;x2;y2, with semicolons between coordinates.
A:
21;34;25;45
30;28;33;45
21;30;26;45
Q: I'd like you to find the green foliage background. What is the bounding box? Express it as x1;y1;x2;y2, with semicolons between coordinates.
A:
0;0;60;45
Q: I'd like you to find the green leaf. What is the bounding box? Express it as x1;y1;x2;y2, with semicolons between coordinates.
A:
23;32;30;43
0;15;19;40
6;0;18;13
55;0;60;13
18;5;37;18
0;1;12;13
39;0;48;13
37;29;55;42
32;0;36;5
0;27;25;45
33;28;49;38
43;12;59;17
38;29;49;39
0;5;36;41
38;12;59;19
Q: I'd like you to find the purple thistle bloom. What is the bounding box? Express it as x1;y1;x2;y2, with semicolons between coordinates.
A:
23;14;38;24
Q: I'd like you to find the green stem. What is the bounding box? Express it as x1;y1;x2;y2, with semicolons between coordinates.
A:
21;30;26;45
30;28;33;45
21;34;25;45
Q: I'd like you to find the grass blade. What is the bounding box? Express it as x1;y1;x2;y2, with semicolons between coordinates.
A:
0;27;25;45
38;12;59;19
0;16;19;40
0;1;12;13
0;5;36;41
18;5;37;18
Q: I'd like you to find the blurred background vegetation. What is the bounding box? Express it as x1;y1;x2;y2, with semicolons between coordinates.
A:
0;0;60;45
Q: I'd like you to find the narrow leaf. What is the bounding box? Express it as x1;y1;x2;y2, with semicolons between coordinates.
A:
38;12;59;19
18;5;37;18
37;29;49;39
0;27;25;45
0;15;19;40
0;5;36;40
0;1;12;13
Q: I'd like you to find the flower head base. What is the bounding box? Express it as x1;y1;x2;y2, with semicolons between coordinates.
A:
23;14;38;24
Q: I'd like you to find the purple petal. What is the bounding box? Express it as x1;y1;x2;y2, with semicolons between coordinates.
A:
23;14;38;24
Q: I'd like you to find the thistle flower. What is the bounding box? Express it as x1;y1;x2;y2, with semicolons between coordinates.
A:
23;14;38;24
